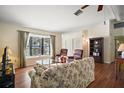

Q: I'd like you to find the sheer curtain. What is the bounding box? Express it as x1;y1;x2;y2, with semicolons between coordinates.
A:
18;31;29;68
50;35;56;59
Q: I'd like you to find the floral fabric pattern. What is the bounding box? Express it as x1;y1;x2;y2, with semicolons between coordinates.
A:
28;57;95;88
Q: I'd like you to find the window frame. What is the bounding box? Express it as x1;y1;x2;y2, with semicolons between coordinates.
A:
26;34;51;57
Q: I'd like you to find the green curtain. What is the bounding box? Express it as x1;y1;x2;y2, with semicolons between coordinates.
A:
50;35;56;59
18;31;29;68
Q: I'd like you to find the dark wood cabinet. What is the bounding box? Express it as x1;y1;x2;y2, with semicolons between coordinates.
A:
89;37;104;63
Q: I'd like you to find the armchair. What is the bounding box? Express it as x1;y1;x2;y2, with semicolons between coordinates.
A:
74;49;83;59
68;49;83;60
56;49;68;57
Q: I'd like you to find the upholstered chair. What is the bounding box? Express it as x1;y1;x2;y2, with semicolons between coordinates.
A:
73;49;83;59
68;49;83;61
56;49;68;57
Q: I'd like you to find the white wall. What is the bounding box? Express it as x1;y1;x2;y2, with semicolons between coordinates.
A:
62;30;82;56
0;22;62;68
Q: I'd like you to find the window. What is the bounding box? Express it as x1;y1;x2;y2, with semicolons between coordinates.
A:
26;34;51;57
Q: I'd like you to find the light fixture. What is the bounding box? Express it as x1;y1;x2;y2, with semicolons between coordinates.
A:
118;43;124;58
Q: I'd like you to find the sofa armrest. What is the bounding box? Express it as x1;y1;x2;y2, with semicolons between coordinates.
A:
28;69;36;78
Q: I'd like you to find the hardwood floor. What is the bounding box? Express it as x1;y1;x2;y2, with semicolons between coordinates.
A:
15;66;33;88
88;63;124;88
15;63;124;88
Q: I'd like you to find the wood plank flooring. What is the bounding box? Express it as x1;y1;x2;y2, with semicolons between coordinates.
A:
15;66;33;88
15;63;124;88
88;63;124;88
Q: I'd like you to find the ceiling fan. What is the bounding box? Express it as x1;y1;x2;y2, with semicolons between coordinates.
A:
74;5;103;16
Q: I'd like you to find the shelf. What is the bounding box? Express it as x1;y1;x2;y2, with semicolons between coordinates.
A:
90;37;104;63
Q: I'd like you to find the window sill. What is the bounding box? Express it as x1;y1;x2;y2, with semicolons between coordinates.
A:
26;55;51;59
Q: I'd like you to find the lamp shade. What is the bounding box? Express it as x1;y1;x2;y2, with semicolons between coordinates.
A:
7;47;12;55
7;47;15;63
118;43;124;51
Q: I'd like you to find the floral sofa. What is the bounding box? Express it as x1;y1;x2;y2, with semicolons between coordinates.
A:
28;57;95;88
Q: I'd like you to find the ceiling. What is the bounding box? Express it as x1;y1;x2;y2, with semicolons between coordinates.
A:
0;5;123;32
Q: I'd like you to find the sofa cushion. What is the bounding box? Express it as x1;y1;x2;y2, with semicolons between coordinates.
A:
34;64;47;76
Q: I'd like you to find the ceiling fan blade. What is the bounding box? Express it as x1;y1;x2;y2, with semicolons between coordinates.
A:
81;5;89;9
97;5;103;12
74;5;89;16
74;9;83;16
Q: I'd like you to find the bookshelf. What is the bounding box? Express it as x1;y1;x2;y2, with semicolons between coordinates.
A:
89;37;104;63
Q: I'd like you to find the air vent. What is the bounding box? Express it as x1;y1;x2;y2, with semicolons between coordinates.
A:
114;22;124;29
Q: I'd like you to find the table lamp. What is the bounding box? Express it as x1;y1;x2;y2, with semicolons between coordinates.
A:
7;47;16;64
6;47;11;62
118;43;124;58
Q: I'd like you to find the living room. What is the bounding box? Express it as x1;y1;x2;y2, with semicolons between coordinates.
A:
0;2;124;91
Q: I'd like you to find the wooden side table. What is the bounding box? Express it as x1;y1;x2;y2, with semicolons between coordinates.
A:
115;57;124;80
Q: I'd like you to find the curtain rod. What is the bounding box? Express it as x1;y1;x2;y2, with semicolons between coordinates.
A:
17;30;56;37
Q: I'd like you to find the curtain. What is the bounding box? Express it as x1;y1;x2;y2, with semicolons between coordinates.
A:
50;35;56;59
18;31;29;68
